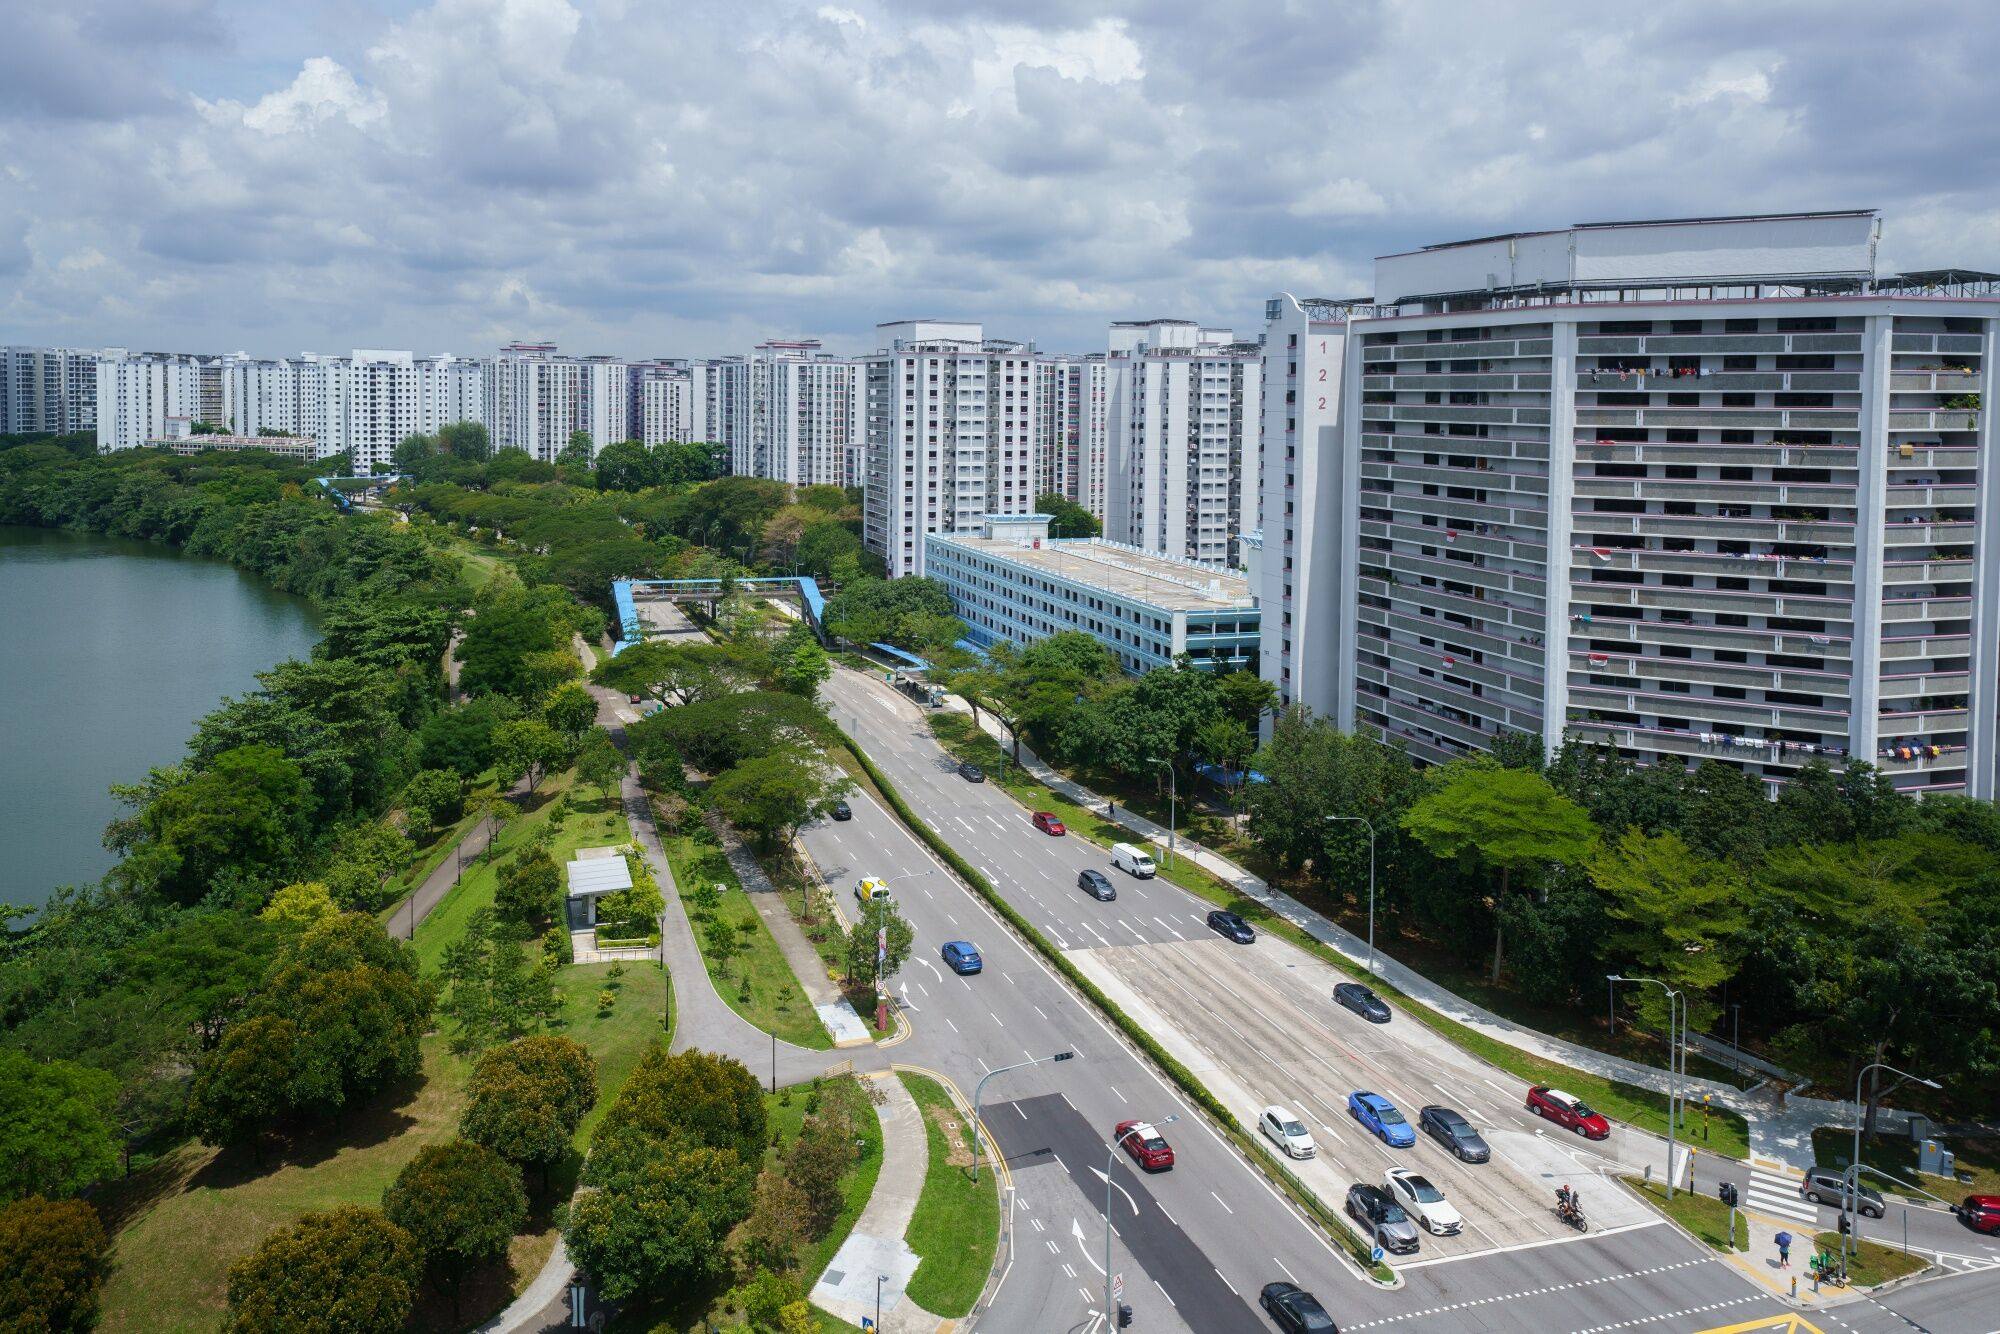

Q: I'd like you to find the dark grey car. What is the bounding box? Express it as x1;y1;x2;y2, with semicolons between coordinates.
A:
1803;1167;1885;1218
1418;1105;1490;1164
1346;1183;1420;1254
1334;982;1391;1024
1078;868;1117;901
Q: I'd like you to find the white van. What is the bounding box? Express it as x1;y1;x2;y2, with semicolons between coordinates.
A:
854;876;892;904
1111;843;1156;878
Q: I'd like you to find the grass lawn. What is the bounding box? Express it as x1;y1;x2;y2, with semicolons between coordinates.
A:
657;822;832;1050
924;712;1753;1160
375;774;500;921
1810;1127;2000;1201
1813;1231;1930;1287
1622;1176;1749;1251
899;1073;1000;1317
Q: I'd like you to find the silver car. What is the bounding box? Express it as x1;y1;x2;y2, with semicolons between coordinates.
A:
1347;1182;1420;1254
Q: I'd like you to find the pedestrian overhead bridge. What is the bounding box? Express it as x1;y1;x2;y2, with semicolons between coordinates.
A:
611;576;830;652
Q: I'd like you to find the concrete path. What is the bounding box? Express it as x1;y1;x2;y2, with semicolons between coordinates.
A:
810;1073;947;1334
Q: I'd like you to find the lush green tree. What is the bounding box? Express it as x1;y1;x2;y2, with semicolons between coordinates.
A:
321;819;413;911
555;430;596;473
645;691;827;773
224;1206;421;1334
187;1014;299;1153
1212;670;1278;728
400;768;464;833
0;1052;118;1202
261;880;340;927
417;697;515;777
591;639;762;709
599;1047;766;1161
494;847;563;930
795;521;866;580
1036;492;1101;539
314;595;453;683
438;421;491;462
461;1036;597;1187
563;1125;754;1301
576;729;627;799
1401;760;1597;983
392;433;442;477
437;911;563;1054
1590;829;1749;1030
381;1139;526;1316
0;1195;108;1333
541;681;598;744
773;633;831;700
845;899;915;991
493;718;569;791
709;749;853;849
129;744;312;902
655;439;725;487
1194;716;1254;781
822;576;957;648
457;585;580;701
590;440;657;492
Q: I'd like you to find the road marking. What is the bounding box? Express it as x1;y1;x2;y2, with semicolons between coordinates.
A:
1215;1269;1237;1296
1108;1084;1126;1103
1153;1280;1175;1306
947;912;961;925
1119;920;1148;941
945;1017;960;1033
1395;1217;1667;1269
990;1011;1004;1027
1743;1167;1819;1225
1153;916;1185;940
1274;1256;1298;1282
1483;1078;1510;1094
1342;1252;1721;1326
1210;1191;1235;1215
1157;1202;1176;1226
1033;1004;1049;1020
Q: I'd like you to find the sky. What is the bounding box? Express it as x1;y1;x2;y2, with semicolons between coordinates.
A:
4;0;1999;360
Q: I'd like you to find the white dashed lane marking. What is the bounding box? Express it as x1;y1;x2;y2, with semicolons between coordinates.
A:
1340;1257;1723;1330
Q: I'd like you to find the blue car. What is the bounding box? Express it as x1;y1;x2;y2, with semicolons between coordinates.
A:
1347;1090;1416;1147
941;941;983;975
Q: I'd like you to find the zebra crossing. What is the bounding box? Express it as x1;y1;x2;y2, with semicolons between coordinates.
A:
1742;1167;1821;1225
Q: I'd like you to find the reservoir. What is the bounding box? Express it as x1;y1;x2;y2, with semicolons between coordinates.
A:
0;525;321;910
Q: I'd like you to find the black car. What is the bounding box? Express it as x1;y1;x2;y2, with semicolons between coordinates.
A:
1333;982;1391;1024
1259;1281;1337;1333
958;761;985;783
829;799;853;821
1206;909;1255;944
1418;1106;1490;1163
1345;1183;1420;1254
1078;868;1117;901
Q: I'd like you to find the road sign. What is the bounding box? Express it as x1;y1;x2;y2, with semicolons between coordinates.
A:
1371;1245;1384;1263
1112;1273;1125;1301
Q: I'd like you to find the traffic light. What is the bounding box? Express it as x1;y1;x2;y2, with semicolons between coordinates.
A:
1117;1303;1134;1328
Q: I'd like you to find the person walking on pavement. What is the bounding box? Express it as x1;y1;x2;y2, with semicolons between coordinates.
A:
1775;1230;1793;1269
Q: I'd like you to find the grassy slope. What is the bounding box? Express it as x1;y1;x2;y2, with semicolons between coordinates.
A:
1622;1176;1750;1252
1810;1127;2000;1201
1813;1232;1930;1286
898;1073;1000;1317
925;712;1753;1161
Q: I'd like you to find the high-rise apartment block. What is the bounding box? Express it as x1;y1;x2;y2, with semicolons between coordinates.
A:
483;343;630;462
736;340;865;487
862;320;1042;578
3;346;105;435
208;350;483;473
96;351;221;452
629;361;695;446
1105;320;1262;566
1254;210;2000;796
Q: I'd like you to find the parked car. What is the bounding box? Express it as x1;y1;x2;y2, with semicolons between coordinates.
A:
854;876;891;905
1259;1106;1315;1159
1418;1106;1491;1163
829;799;853;821
1258;1282;1337;1334
1525;1086;1610;1140
958;761;985;783
1384;1167;1462;1236
1801;1167;1884;1218
940;941;983;975
1115;1120;1174;1171
1112;842;1156;878
628;693;643;704
1333;982;1391;1024
1032;811;1067;836
1345;1183;1420;1255
1078;868;1117;902
1206;909;1256;944
1347;1091;1416;1148
1955;1194;2000;1234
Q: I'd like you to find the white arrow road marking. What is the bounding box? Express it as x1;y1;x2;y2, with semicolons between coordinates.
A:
1071;1217;1108;1274
918;957;943;983
1090;1166;1139;1215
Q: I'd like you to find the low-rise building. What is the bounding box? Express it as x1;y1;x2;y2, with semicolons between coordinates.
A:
925;513;1260;675
151;417;317;459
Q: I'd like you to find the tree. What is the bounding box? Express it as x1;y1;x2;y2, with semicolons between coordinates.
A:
576;728;627;800
131;744;312;902
0;1196;108;1333
598;1047;766;1161
493;718;568;791
438;421;491;462
592;440;660;492
1036;492;1101;539
261;880;340;927
1401;760;1597;983
1590;829;1748;1031
0;1051;118;1202
541;681;598;744
461;1036;597;1188
187;1015;298;1154
494;846;563;929
773;633;831;701
417;698;515;777
563;1126;754;1301
709;749;854;849
644;690;827;773
224;1206;421;1334
400;768;464;833
845;899;915;990
591;640;761;710
457;586;579;701
1194;716;1254;783
437;911;563;1054
822;576;956;648
556;430;596;473
381;1140;527;1317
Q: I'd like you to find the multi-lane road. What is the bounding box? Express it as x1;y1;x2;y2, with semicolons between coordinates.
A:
793;663;2000;1332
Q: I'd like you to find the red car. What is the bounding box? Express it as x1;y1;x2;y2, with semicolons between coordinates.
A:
1115;1120;1175;1171
1032;811;1067;836
1958;1195;2000;1234
1526;1086;1610;1140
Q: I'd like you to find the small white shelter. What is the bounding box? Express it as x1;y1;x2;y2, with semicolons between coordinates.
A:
566;853;632;925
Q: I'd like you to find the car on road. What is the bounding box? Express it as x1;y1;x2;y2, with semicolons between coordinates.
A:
1206;909;1256;944
1112;842;1156;878
1418;1105;1491;1163
957;761;985;783
1333;981;1391;1024
1259;1106;1315;1159
1347;1091;1416;1148
1077;869;1117;902
1955;1194;2000;1234
854;876;891;905
1032;811;1067;836
1801;1167;1884;1218
1345;1183;1420;1255
1384;1167;1462;1236
829;799;852;821
1258;1281;1337;1333
940;941;982;975
1114;1120;1174;1171
1525;1086;1610;1140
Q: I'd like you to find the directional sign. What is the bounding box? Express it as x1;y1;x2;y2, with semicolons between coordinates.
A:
1371;1245;1384;1263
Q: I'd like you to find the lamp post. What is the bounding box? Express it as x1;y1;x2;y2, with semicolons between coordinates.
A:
1327;815;1377;975
1608;974;1683;1199
1147;756;1178;869
969;1050;1075;1182
1107;1114;1177;1326
1845;1061;1941;1259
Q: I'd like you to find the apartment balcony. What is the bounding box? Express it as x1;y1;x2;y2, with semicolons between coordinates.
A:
1362;605;1547;671
1567;615;1852;661
1375;491;1549;530
1887;409;1981;432
1365;403;1543;427
1890;332;1987;355
1364;519;1534;561
1565;719;1853;766
1874;706;1969;737
1362;431;1551;462
1362;715;1464;766
1875;743;1968;776
1880;632;1969;661
1878;670;1971;700
1570;545;1852;582
1573;477;1853;505
1566;684;1847;733
1383;548;1545;597
1374;337;1553;362
1376;636;1546;702
1358;578;1548;635
1578;512;1855;546
1577;406;1861;431
1890;370;1982;393
1575;440;1859;469
1382;697;1501;750
1576;332;1862;356
1573;582;1854;622
1880;593;1972;624
1567;647;1847;695
1882;558;1973;586
1883;482;1978;507
1361;460;1547;496
1882;520;1974;549
1364;371;1554;392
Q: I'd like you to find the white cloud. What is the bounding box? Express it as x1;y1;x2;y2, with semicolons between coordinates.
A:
233;57;386;134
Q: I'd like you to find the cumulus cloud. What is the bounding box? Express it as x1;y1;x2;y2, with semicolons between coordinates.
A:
2;0;1998;357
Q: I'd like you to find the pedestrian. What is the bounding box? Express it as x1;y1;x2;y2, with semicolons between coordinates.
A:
1107;800;1116;819
1775;1230;1792;1269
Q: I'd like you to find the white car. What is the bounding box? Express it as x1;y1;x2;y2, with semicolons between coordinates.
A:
1384;1167;1462;1236
854;876;891;905
1259;1105;1315;1159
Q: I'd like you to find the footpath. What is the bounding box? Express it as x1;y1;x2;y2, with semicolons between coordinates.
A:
810;1073;950;1334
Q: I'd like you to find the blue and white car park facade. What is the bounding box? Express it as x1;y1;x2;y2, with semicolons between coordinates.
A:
925;513;1259;675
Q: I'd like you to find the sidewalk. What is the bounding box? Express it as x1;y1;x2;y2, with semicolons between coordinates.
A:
810;1073;948;1334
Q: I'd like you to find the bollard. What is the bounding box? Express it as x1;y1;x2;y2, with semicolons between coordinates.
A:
1790;1276;1797;1299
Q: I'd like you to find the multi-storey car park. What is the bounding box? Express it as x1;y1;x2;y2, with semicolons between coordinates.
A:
1252;210;2000;796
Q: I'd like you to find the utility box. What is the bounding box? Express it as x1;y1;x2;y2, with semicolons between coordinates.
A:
1907;1114;1934;1142
1918;1139;1955;1178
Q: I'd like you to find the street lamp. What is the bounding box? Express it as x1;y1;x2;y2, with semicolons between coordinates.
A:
1608;974;1684;1199
969;1051;1075;1182
1845;1062;1941;1259
1327;815;1377;975
1147;756;1178;869
1106;1114;1178;1326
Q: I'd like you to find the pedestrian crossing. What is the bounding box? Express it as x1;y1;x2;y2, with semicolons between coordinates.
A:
1742;1167;1820;1225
